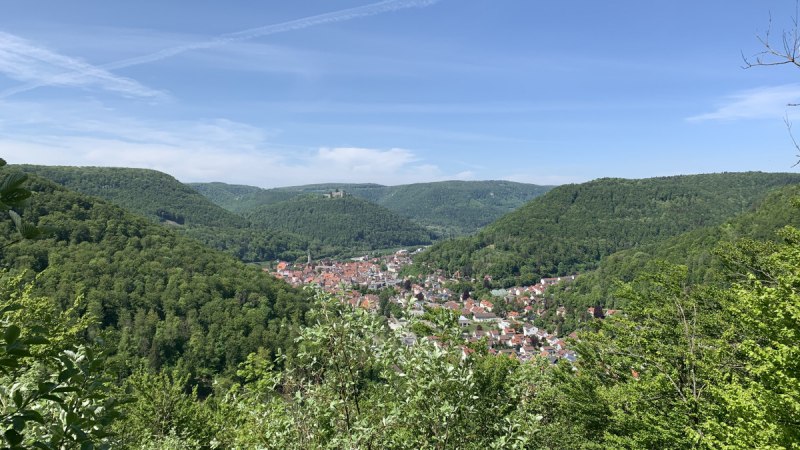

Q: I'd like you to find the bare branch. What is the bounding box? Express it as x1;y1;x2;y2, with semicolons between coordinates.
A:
746;2;800;166
743;8;800;70
784;115;800;167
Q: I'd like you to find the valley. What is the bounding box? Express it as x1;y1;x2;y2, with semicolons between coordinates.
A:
3;162;799;447
4;2;799;447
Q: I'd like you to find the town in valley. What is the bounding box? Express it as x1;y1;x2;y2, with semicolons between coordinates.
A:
268;249;617;364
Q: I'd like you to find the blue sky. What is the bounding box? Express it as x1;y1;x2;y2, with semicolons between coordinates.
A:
2;0;800;187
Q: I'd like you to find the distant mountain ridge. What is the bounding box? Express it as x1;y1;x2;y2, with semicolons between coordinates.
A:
191;179;553;236
13;165;448;261
22;165;795;279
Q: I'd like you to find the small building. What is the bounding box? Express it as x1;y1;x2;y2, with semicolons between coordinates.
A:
473;312;498;322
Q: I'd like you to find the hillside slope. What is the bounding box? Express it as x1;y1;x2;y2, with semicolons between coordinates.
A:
546;181;800;335
191;181;300;213
367;180;552;236
15;165;309;263
244;195;434;256
0;173;309;390
413;172;800;285
18;165;246;227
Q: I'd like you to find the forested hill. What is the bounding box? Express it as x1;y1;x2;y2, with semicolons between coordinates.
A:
412;172;800;286
0;173;310;390
3;167;799;448
244;195;434;255
192;180;552;236
190;181;300;213
17;165;247;228
189;182;384;214
361;180;553;236
15;165;310;263
543;182;800;335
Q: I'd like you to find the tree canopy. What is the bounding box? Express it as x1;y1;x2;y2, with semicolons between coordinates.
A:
413;172;800;286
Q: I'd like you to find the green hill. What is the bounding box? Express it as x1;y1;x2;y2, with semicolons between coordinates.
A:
187;182;384;214
4;165;798;448
15;165;309;263
18;165;246;228
363;180;552;236
412;172;800;286
192;180;552;236
545;181;800;335
190;181;300;214
0;172;310;391
244;195;434;256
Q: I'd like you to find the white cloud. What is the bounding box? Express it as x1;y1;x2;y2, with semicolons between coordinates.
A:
0;99;470;187
688;84;800;122
2;138;461;187
317;147;417;173
0;31;164;99
10;136;280;181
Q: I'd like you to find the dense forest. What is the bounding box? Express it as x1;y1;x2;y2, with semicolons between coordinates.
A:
14;165;313;263
533;182;800;336
190;182;360;214
2;163;799;448
243;195;434;256
412;172;800;286
192;180;552;236
23;166;498;262
0;169;310;393
17;166;247;228
362;180;553;237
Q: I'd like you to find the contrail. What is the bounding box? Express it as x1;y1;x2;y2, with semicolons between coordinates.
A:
0;0;441;99
0;31;163;99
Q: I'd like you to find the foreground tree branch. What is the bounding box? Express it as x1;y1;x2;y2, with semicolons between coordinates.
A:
744;3;800;166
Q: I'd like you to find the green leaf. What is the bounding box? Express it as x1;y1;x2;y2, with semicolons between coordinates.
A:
28;326;47;335
13;389;23;408
0;172;28;194
8;210;23;232
59;354;76;370
37;382;57;393
24;335;50;346
2;187;31;206
39;394;64;403
6;347;31;357
5;429;23;446
4;325;21;344
0;357;19;368
18;222;42;240
58;368;78;383
20;410;44;424
71;425;88;442
12;415;26;432
0;304;23;314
